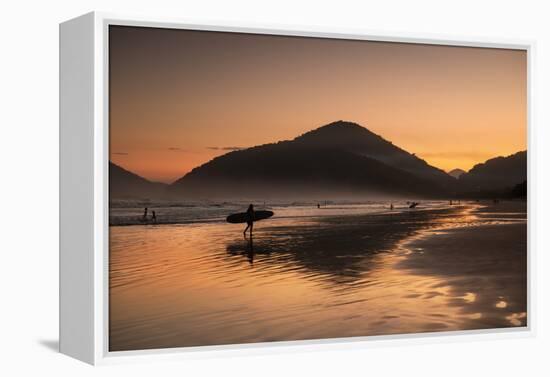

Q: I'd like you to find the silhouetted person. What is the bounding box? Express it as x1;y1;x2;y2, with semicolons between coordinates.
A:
390;203;394;210
151;210;157;224
142;207;148;221
243;204;255;237
317;203;320;209
450;200;453;205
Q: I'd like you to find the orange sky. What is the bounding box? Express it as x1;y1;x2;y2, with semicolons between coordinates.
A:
109;26;527;183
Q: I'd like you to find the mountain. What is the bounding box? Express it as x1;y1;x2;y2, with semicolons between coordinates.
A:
110;162;167;199
170;121;456;199
448;168;466;179
293;121;454;186
458;151;527;191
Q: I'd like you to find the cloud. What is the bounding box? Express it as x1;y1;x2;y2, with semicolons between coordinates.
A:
207;146;243;151
112;152;128;155
168;147;185;151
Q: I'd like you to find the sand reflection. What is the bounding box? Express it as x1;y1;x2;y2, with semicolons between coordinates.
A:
109;201;526;351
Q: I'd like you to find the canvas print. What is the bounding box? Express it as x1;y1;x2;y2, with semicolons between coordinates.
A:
108;25;527;351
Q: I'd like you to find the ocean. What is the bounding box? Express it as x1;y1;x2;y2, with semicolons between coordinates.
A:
109;200;527;351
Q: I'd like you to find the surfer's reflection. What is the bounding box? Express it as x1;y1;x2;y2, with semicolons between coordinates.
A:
246;235;254;265
227;235;262;265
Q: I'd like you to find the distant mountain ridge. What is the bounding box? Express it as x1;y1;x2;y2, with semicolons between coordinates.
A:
170;121;457;198
110;162;167;199
448;168;466;179
109;122;527;200
293;121;454;186
458;151;527;191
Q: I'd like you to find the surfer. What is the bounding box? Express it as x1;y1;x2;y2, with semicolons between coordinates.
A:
243;204;255;237
409;202;419;209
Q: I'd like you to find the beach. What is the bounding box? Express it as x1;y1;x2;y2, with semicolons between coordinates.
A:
398;202;527;329
109;200;527;351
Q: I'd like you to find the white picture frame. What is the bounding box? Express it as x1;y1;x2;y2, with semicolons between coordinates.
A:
59;11;535;365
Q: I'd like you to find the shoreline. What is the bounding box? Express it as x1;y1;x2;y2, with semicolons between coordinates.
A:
109;200;527;350
108;198;526;228
108;199;473;227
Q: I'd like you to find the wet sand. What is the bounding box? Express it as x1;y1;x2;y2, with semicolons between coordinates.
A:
109;201;527;351
398;202;527;329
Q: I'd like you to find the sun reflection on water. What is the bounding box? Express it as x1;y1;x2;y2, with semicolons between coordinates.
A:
496;301;508;309
109;201;527;351
506;312;527;326
463;292;477;303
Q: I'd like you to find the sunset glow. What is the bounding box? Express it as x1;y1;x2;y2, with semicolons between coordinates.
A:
109;26;527;183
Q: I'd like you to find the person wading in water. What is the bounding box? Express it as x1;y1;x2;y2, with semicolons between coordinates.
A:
142;207;148;222
243;204;255;238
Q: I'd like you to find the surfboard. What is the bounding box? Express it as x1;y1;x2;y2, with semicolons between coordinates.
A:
226;210;274;224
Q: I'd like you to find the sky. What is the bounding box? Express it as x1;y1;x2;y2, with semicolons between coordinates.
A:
109;25;527;183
